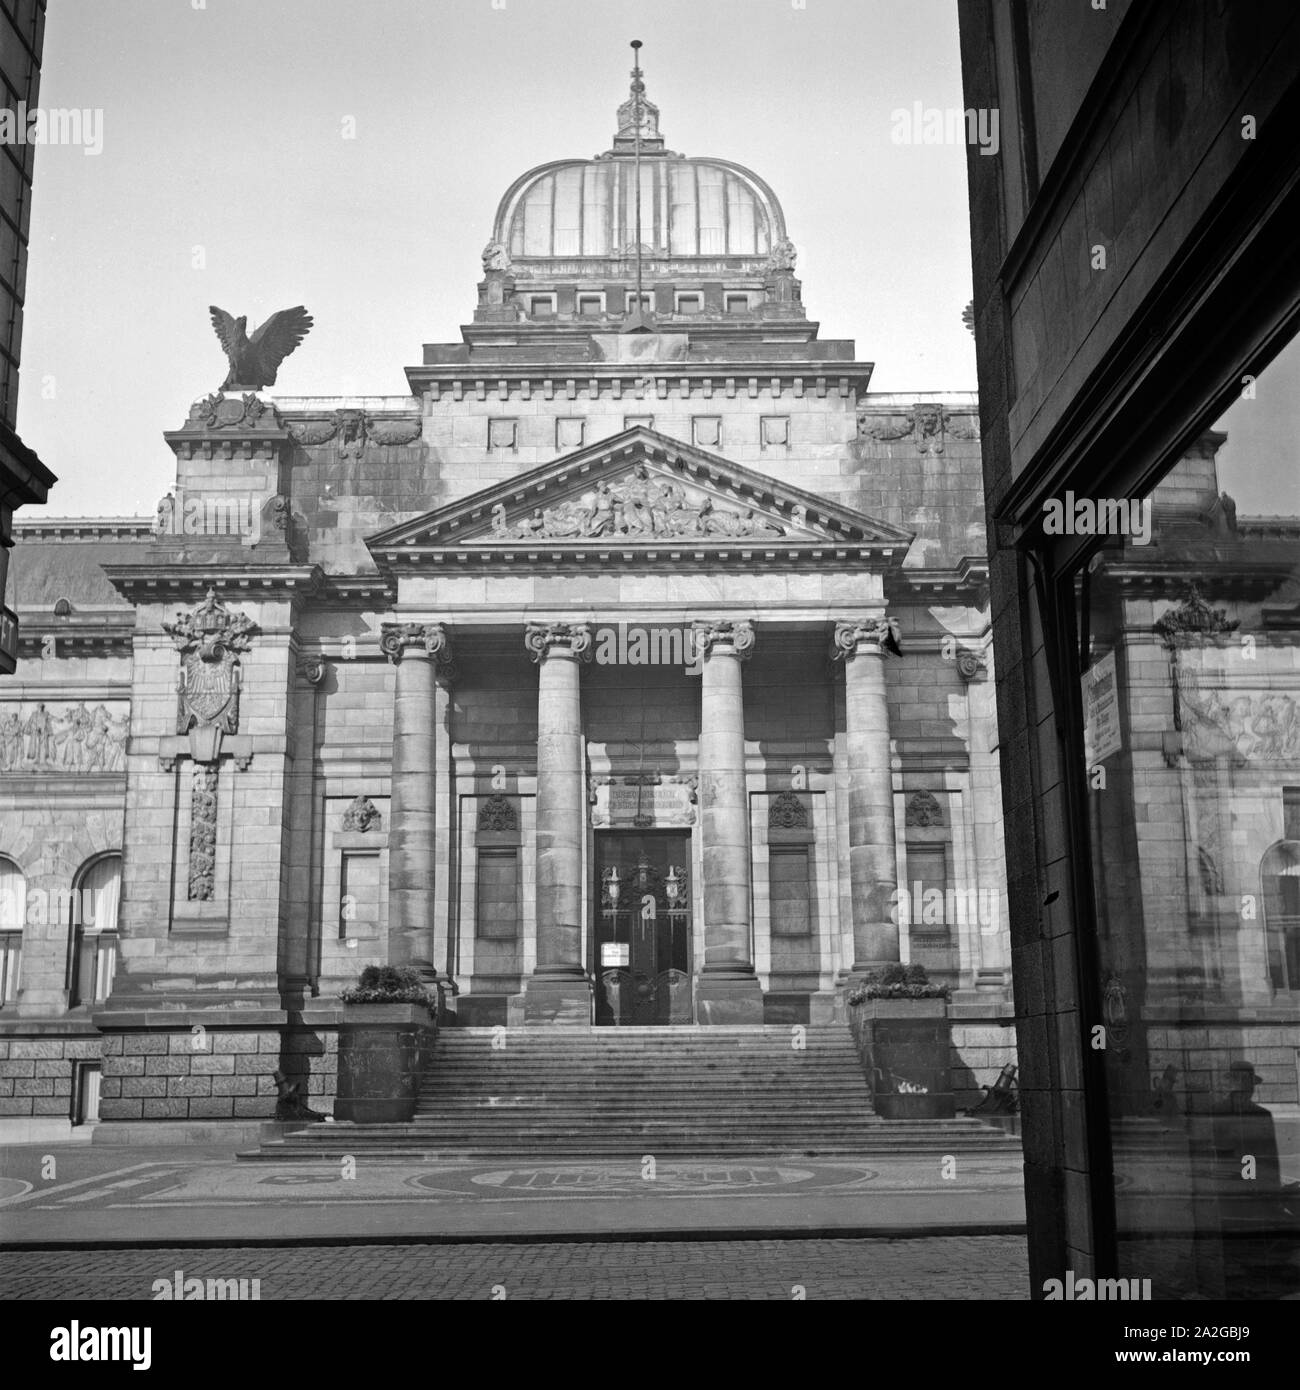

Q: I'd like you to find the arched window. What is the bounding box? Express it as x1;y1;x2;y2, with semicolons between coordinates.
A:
69;854;121;1007
1260;840;1300;993
0;856;24;1005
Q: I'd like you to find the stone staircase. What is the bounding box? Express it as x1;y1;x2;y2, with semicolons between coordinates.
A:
247;1025;1019;1161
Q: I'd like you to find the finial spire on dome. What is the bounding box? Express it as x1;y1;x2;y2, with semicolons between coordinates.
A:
612;39;665;154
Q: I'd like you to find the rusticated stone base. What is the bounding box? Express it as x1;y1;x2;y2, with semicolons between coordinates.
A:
96;1014;339;1122
0;1031;102;1119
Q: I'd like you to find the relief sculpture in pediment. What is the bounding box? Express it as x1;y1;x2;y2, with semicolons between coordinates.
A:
498;465;786;540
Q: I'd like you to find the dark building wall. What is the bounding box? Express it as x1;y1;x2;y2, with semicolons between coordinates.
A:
0;0;55;672
0;0;45;433
959;0;1300;1293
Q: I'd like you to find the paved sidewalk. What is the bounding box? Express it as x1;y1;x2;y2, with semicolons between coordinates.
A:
0;1236;1029;1300
0;1144;1025;1245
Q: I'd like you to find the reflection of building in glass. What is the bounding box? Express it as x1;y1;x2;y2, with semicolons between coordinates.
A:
1085;438;1300;1100
961;0;1300;1299
0;75;1014;1144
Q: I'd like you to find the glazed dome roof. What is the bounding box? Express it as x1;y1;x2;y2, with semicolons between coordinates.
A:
490;76;786;262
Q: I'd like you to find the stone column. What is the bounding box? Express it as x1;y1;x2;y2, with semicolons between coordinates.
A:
834;618;901;975
381;622;452;975
693;620;764;1024
523;622;592;1025
960;650;1010;990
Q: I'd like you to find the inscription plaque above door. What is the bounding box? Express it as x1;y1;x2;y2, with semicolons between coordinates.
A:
590;775;697;829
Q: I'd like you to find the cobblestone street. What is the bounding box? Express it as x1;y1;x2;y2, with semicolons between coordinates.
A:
0;1235;1028;1300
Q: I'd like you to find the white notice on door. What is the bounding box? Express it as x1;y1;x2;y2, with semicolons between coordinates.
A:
1082;650;1123;764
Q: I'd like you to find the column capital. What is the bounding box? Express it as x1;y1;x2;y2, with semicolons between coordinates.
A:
380;621;455;678
692;619;755;661
524;622;592;664
831;617;900;661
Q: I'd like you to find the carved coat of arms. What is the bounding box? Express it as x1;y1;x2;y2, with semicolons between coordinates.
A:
163;589;258;737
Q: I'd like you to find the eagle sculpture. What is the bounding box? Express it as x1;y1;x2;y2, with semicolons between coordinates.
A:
208;304;313;390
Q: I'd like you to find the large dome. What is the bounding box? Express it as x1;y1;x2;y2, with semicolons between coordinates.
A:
493;155;784;262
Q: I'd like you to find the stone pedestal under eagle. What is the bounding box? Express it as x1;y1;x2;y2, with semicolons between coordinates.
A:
208;305;313;391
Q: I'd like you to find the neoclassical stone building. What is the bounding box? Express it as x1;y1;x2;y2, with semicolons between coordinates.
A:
0;77;1013;1133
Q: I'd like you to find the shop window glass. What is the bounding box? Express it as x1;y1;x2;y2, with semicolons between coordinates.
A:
1074;334;1300;1298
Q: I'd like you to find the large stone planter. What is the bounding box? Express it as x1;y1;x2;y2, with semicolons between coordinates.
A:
335;1002;436;1123
848;997;956;1120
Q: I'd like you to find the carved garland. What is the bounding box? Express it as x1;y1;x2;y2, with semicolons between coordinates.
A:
287;412;422;454
189;764;219;900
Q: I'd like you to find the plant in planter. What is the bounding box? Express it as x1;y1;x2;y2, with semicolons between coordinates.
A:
847;962;950;1006
340;964;434;1005
335;964;439;1124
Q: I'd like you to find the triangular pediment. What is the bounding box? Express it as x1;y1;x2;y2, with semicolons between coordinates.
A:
366;427;913;568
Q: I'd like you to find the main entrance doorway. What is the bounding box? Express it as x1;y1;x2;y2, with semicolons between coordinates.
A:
593;832;692;1025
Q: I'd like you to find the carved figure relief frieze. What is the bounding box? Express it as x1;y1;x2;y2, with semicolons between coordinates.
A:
1180;677;1300;763
0;701;128;773
497;465;786;541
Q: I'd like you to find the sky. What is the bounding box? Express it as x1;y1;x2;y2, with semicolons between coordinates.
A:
15;0;980;517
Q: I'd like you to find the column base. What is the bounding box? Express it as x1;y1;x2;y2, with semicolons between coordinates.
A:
695;973;764;1026
523;974;593;1027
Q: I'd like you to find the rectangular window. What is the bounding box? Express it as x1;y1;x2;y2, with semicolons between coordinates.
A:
487;418;518;451
769;847;811;936
726;293;750;315
761;416;790;448
93;935;118;1003
0;932;20;1003
675;293;702;315
577;294;603;317
625;292;652;313
693;416;722;448
530;296;555;318
476;848;520;940
339;852;381;940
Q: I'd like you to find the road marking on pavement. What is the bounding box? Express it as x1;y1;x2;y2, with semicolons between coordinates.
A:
0;1161;159;1208
54;1173;177;1204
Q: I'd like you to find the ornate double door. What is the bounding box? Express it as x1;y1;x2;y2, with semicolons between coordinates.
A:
594;832;692;1025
